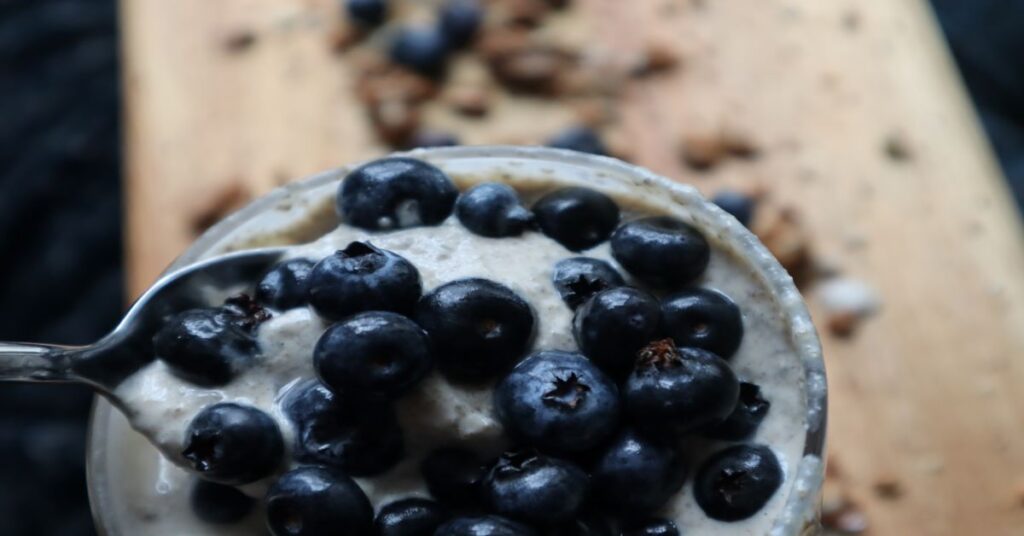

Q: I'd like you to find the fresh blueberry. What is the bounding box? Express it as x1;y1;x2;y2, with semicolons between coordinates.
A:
338;157;458;230
554;511;613;536
314;311;432;400
439;0;483;48
711;190;756;228
456;183;534;238
282;380;404;476
702;382;771;441
375;497;449;536
181;403;283;485
265;466;374;536
434;515;538;536
610;217;710;288
256;258;315;310
551;257;624;310
346;0;388;28
420;447;486;508
190;480;255;524
621;518;679;536
482;450;589;525
414;278;535;383
390;26;451;77
661;287;744;359
624;340;739;436
694;444;783;521
533;187;620;251
307;242;422;321
591;429;687;516
408;129;460;149
573;287;661;379
494;351;619;453
152;308;257;386
546;126;608;156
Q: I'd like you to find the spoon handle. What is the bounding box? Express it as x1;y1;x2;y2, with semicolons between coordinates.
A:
0;342;78;383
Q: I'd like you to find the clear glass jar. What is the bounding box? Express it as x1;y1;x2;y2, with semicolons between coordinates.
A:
87;146;827;535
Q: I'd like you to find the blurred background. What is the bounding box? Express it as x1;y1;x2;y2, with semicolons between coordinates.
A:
0;0;1021;534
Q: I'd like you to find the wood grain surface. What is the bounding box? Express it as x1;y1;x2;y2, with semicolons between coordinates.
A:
121;0;1024;533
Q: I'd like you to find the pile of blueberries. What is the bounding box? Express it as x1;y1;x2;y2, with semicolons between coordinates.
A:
153;157;781;535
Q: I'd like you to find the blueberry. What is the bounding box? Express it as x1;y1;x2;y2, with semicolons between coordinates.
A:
573;287;660;379
591;429;687;516
346;0;388;27
551;257;625;310
181;403;283;485
414;278;535;382
482;450;589;525
408;129;461;149
314;311;432;400
623;340;739;436
494;351;619;453
375;497;449;536
434;515;538;536
456;183;534;238
307;242;422;321
546;126;608;156
265;466;374;536
694;444;783;521
554;511;613;536
152;308;257;386
256;258;315;310
420;447;487;508
702;381;771;441
439;0;483;48
282;380;404;476
190;480;254;524
338;157;458;230
621;518;679;536
661;287;744;359
610;217;710;288
533;187;620;251
390;26;450;77
711;190;756;228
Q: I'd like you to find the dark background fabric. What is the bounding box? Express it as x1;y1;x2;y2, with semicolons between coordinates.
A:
0;1;1019;534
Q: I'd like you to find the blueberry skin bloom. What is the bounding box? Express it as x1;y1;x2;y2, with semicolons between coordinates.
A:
702;381;770;441
256;258;315;310
190;480;255;525
494;351;619;453
374;497;449;536
621;518;679;536
661;287;744;359
573;287;661;379
591;429;687;516
550;257;625;310
307;242;422;321
481;451;589;525
314;311;432;400
434;515;538;536
153;308;257;387
694;444;783;521
265;466;374;536
390;26;451;77
181;403;283;485
711;190;756;228
610;216;710;288
439;0;483;48
624;340;740;436
414;278;535;383
532;187;620;252
455;183;534;238
337;157;458;230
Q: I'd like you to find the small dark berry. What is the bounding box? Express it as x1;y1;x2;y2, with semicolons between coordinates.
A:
190;480;255;524
439;0;483;48
482;450;589;525
153;308;257;387
434;515;537;536
307;242;422;321
592;429;687;516
550;257;624;309
533;187;620;251
554;511;613;536
694;444;783;521
456;183;534;238
420;447;486;508
408;129;460;149
712;190;756;228
265;466;374;536
573;287;661;378
702;382;771;441
182;403;283;485
338;157;458;230
390;26;450;77
375;497;449;536
256;258;315;310
346;0;388;28
546;126;608;156
610;216;710;288
661;287;744;359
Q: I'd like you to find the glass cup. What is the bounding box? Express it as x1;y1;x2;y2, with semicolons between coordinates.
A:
86;146;827;535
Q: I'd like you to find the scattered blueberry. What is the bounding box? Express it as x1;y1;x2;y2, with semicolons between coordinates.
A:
181;403;283;485
408;129;460;149
415;278;535;382
573;287;661;379
591;429;687;516
661;287;744;359
494;351;619;453
711;190;756;228
337;157;458;230
550;257;624;309
434;515;538;536
694;444;783;522
439;0;483;48
482;450;589;525
190;480;255;524
256;258;315;310
265;466;374;536
375;497;449;536
346;0;388;28
546;126;608;156
624;340;739;436
621;518;679;536
702;381;771;441
282;380;404;476
307;242;422;320
556;511;614;536
152;308;257;387
610;217;710;288
390;26;450;77
420;447;486;508
456;183;534;238
314;311;432;400
533;187;620;251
